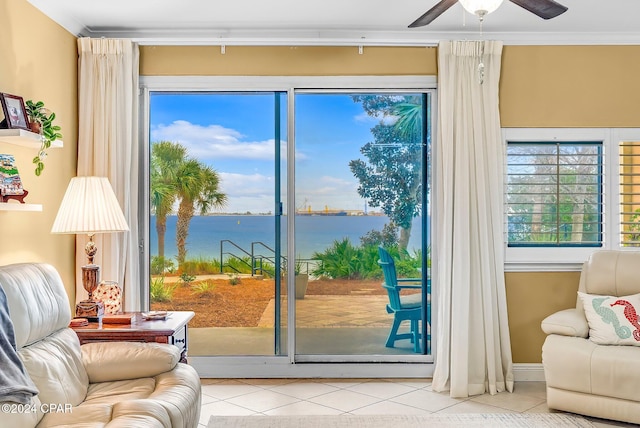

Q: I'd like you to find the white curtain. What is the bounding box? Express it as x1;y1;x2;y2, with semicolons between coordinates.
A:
76;38;140;311
431;40;514;397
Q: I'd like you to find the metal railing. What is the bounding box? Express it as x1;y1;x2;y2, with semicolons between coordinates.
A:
219;240;253;274
219;239;320;278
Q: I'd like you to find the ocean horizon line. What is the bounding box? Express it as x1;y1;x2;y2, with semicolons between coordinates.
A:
157;212;388;217
150;214;424;261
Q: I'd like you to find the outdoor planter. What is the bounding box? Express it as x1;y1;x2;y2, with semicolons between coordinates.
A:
294;273;309;299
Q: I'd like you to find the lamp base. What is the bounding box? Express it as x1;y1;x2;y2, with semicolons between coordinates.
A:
76;300;104;321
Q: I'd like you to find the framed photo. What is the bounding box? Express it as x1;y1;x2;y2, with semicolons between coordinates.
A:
0;93;29;130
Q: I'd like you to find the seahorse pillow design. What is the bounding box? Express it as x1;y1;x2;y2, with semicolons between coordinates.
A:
578;292;640;346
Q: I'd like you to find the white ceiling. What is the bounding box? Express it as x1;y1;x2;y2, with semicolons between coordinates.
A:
26;0;640;46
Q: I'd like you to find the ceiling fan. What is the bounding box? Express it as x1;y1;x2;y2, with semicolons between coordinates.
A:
409;0;568;27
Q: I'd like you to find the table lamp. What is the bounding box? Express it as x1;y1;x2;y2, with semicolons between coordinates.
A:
51;176;129;319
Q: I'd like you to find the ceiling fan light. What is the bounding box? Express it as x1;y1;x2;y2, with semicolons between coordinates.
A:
459;0;505;15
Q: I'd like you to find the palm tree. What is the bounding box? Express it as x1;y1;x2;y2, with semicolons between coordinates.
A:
392;95;424;143
175;160;227;266
150;141;187;259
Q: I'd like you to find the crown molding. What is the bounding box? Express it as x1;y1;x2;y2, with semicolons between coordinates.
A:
77;28;640;47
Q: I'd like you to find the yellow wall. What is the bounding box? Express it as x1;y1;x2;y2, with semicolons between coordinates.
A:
501;45;640;127
3;19;635;362
0;0;78;307
505;272;581;363
141;44;612;364
140;46;438;76
499;45;640;359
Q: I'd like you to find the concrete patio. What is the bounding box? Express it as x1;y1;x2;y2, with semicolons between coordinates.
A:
189;294;428;356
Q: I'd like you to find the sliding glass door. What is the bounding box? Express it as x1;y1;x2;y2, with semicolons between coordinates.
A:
293;92;430;358
148;91;287;356
142;76;434;376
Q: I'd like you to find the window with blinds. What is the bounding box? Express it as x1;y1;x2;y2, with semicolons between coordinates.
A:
506;141;603;247
619;141;640;246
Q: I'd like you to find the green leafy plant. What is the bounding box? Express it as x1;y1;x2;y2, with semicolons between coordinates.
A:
311;238;423;280
149;276;177;303
180;256;220;274
25;100;62;176
228;273;240;285
281;255;306;276
294;258;305;275
179;272;196;286
191;280;216;297
150;256;176;275
223;256;254;274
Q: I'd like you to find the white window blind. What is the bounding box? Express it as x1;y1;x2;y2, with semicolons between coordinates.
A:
619;141;640;246
506;141;603;247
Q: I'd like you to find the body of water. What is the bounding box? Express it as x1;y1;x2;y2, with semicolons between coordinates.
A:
150;215;424;261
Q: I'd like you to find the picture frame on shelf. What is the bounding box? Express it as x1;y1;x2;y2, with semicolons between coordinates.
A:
0;93;30;131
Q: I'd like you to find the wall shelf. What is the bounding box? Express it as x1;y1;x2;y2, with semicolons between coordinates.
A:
0;129;63;149
0;203;42;212
0;130;62;212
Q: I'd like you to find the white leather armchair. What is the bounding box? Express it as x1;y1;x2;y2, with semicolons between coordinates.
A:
0;263;201;428
541;250;640;424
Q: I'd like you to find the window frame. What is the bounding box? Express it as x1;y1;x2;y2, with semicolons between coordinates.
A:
139;74;437;292
503;128;640;271
138;75;438;376
506;140;604;248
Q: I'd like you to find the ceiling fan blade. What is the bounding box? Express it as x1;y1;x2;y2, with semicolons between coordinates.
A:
409;0;459;28
508;0;568;19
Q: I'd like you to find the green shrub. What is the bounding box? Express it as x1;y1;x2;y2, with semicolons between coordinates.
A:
191;281;216;297
150;256;176;275
149;276;177;303
310;238;424;280
252;257;276;277
311;238;379;280
180;256;220;275
179;272;196;286
228;274;241;285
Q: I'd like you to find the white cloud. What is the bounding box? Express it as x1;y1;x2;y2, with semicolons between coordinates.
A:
296;175;364;210
353;112;398;126
318;176;352;186
216;172;275;213
219;172;273;197
151;120;286;161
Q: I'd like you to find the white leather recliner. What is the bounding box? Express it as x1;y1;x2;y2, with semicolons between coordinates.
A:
0;263;201;428
541;250;640;424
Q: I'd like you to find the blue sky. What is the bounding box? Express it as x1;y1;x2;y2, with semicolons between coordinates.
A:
149;92;392;214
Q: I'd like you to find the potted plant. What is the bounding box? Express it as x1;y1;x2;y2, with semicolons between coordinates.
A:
25;100;62;176
293;258;309;299
283;257;309;299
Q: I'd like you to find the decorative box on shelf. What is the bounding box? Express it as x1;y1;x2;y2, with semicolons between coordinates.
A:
0;152;40;212
0;129;63;212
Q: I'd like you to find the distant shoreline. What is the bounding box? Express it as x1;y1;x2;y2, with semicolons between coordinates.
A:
162;212;387;217
150;214;424;261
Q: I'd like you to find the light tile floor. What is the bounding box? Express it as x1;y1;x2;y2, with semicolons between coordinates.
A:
198;379;635;427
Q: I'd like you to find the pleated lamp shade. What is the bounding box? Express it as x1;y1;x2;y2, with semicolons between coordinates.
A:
51;176;129;235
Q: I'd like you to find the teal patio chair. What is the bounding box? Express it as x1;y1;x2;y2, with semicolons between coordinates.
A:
377;246;428;353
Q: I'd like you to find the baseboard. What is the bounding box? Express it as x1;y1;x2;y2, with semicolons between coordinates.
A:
513;363;545;382
193;358;545;381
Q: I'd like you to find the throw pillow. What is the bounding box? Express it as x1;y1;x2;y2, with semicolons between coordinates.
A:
578;291;640;346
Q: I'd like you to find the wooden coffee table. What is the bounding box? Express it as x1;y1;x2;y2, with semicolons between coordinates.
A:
71;311;194;363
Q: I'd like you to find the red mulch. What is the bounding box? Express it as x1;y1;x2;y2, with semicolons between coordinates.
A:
152;277;385;328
